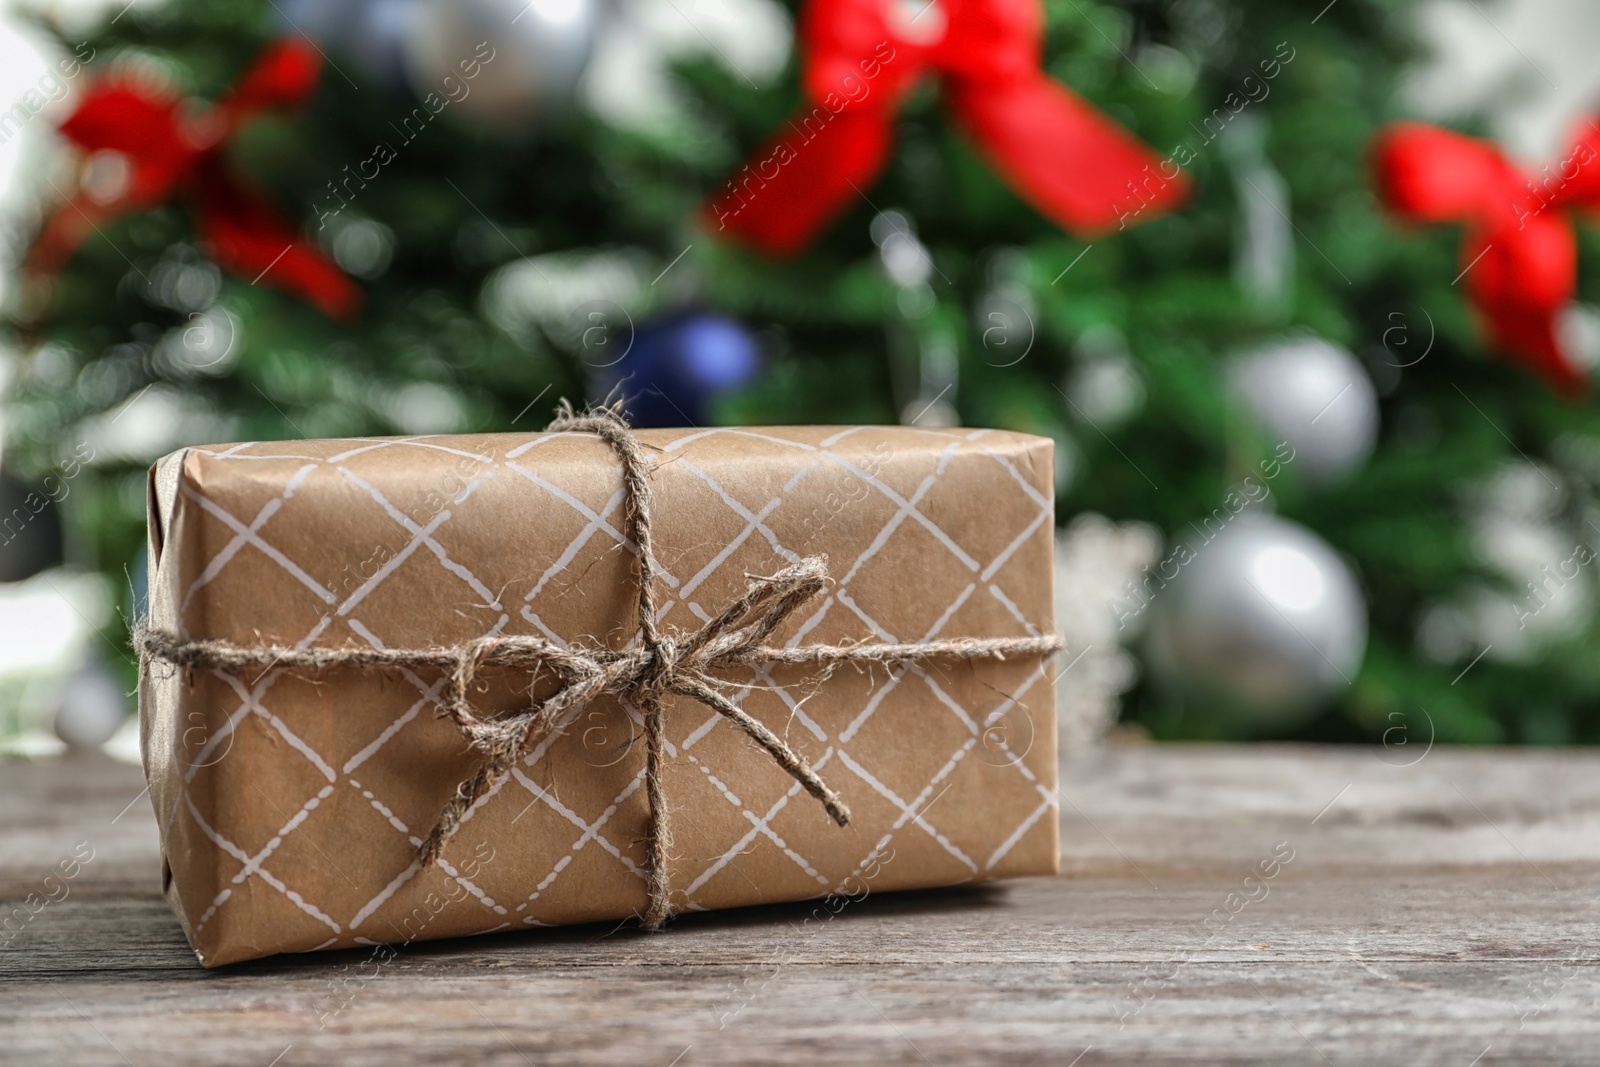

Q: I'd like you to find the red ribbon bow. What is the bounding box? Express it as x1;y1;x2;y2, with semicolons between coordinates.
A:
29;40;358;319
1373;119;1600;392
702;0;1190;256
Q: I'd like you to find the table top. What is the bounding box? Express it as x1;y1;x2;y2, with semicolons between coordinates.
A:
3;741;1598;1065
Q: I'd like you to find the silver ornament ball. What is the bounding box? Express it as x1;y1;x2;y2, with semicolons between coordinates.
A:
53;664;129;750
1145;514;1367;726
405;0;601;124
1228;336;1378;485
279;0;420;88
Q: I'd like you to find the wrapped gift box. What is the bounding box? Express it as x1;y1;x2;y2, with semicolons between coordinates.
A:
140;423;1059;966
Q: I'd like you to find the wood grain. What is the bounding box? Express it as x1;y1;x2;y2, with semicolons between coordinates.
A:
3;743;1598;1065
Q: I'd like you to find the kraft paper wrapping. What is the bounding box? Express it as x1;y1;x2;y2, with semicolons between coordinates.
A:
140;425;1059;966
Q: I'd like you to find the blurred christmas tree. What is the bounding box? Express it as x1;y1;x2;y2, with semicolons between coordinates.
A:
5;0;1600;746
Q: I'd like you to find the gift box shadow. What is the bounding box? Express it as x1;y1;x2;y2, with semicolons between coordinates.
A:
229;882;1013;977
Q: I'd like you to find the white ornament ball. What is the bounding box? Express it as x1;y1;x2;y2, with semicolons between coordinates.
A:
52;665;129;750
405;0;601;124
1228;336;1378;485
1145;514;1367;725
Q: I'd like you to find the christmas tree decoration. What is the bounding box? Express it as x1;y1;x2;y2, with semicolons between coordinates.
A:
1402;0;1600;163
1373;118;1600;392
1053;514;1162;750
1227;336;1378;485
404;0;601;125
872;210;935;294
0;469;65;584
482;248;650;354
702;0;1191;256
601;310;763;427
582;0;792;131
1221;113;1294;311
1145;514;1367;727
278;0;419;89
870;210;958;425
14;0;1600;754
26;39;359;319
1418;459;1591;667
1063;324;1144;431
52;662;128;750
151;305;242;380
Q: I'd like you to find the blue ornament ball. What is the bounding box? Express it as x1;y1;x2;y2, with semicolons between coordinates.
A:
603;311;763;427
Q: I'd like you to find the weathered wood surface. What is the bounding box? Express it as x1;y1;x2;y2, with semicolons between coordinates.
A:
3;742;1599;1065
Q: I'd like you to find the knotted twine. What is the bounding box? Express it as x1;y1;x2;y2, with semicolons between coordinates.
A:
136;403;1062;929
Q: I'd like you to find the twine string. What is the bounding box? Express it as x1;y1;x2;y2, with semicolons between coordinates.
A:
136;402;1061;930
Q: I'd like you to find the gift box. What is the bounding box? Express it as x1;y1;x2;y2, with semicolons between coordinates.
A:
139;413;1060;966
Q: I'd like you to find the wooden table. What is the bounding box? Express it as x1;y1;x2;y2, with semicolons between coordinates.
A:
3;742;1597;1065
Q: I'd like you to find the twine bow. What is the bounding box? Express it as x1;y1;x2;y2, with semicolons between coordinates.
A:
136;403;1061;929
